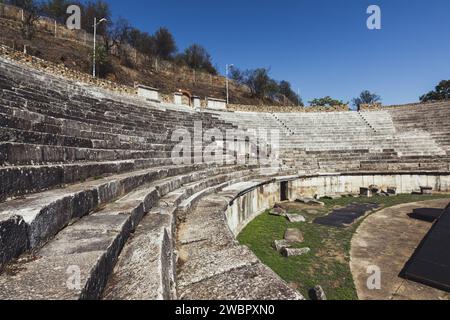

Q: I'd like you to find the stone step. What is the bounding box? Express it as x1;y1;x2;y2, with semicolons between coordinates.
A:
0;180;163;299
0;105;173;144
176;187;304;300
0;163;214;268
0;158;179;201
103;170;257;300
0;142;172;166
0;166;255;300
103;210;175;300
0;125;178;152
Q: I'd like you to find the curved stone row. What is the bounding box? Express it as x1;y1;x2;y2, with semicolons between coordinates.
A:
0;52;450;300
176;178;304;300
176;173;450;300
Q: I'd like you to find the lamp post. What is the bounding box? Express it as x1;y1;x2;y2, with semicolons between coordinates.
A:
226;64;234;105
93;17;107;78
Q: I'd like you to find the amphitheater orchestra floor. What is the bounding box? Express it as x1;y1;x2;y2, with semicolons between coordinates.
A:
350;199;450;300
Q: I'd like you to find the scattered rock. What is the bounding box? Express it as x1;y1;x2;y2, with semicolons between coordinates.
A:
369;185;380;194
420;186;433;195
296;197;325;207
309;285;327;300
269;207;287;217
284;228;304;242
360;187;372;197
280;247;310;258
321;195;341;200
387;187;397;195
311;200;325;207
295;197;314;204
286;214;306;223
272;240;292;252
307;209;319;215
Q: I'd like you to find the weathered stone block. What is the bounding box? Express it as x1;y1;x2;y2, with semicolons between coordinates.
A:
280;247;310;258
309;285;327;300
269;207;287;217
286;214;306;223
421;186;433;195
284;228;304;242
0;214;28;269
360;187;372;197
387;187;397;195
272;240;292;252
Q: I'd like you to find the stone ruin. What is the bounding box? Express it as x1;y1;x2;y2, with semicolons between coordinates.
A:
0;53;450;300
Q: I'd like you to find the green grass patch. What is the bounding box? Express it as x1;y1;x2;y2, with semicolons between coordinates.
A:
237;194;450;300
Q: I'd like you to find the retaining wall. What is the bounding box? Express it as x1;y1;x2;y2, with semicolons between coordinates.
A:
225;172;450;236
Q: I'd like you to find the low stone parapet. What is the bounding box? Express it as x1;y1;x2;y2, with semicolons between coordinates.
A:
227;103;350;113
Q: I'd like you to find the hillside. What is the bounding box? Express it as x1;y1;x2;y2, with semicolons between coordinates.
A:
0;15;269;105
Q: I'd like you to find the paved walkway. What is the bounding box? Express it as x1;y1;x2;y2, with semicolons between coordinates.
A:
351;199;450;300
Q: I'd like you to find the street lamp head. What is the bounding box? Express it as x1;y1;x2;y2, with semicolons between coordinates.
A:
94;18;107;26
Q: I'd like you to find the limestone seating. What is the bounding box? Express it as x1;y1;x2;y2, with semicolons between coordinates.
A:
0;107;175;151
0;142;172;166
0;162;215;268
0;83;236;147
0;158;178;201
0;165;258;300
176;180;304;300
103;169;260;300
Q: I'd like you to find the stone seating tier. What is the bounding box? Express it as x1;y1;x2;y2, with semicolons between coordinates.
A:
0;55;449;300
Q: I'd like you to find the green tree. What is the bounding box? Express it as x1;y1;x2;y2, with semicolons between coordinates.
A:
90;44;111;77
420;80;450;102
153;27;177;60
352;90;381;109
127;28;155;56
278;80;303;106
179;44;217;74
309;96;345;107
228;66;303;104
244;68;272;99
229;66;244;84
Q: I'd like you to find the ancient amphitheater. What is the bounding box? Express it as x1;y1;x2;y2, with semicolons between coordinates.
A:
0;51;450;300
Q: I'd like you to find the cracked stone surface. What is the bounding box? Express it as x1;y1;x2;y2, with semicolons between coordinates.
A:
177;192;304;300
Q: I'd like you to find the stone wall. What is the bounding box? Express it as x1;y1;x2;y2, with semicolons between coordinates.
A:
226;181;280;236
289;173;450;198
0;3;234;94
0;45;137;95
359;101;450;111
225;172;450;237
358;103;383;111
227;104;350;113
0;3;99;47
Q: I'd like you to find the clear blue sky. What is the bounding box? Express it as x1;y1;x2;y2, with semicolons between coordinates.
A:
106;0;450;105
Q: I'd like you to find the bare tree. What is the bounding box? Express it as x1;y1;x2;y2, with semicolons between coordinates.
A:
7;0;41;40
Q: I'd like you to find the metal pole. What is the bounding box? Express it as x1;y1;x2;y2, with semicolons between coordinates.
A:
226;64;229;105
93;17;96;77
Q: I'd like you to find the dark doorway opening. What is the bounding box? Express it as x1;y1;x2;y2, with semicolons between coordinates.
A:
280;181;288;202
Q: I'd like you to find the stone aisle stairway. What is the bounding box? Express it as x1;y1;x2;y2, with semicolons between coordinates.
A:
0;164;260;299
176;187;303;300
